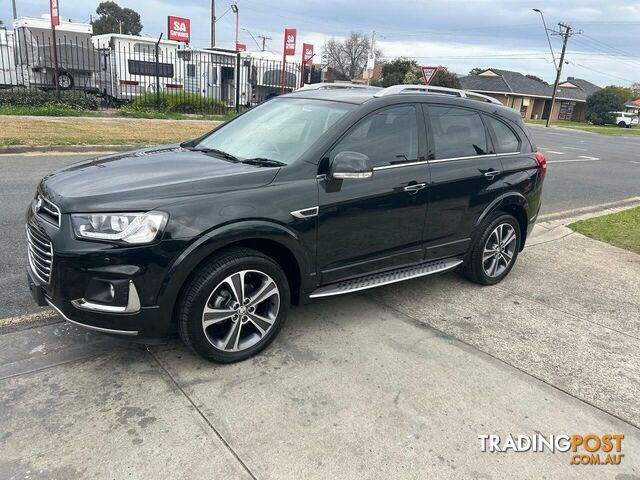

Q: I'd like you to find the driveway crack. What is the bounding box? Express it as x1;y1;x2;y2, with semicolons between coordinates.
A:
147;349;258;480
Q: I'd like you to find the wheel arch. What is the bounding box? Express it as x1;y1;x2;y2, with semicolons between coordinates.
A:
476;192;529;251
159;221;311;326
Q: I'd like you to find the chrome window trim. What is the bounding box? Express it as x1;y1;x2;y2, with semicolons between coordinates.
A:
372;152;521;171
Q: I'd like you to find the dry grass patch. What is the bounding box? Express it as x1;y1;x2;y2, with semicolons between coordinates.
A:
0;116;220;147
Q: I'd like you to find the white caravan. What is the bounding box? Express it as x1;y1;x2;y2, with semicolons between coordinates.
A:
0;29;18;88
92;34;183;103
12;16;98;91
177;47;238;107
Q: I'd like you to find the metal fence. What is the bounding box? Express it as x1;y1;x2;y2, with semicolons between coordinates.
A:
0;27;321;114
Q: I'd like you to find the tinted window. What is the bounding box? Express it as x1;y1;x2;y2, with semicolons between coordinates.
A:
331;105;418;168
428;106;488;159
195;98;353;165
128;60;174;78
484;116;520;153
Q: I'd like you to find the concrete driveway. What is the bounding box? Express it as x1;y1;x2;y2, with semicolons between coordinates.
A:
1;216;639;479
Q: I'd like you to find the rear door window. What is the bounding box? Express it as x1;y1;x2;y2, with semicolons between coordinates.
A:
427;106;488;159
484;115;521;154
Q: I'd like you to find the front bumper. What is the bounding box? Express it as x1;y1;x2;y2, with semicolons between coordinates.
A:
26;208;184;339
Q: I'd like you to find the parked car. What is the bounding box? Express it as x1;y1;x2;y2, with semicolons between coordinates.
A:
27;84;546;362
610;111;639;128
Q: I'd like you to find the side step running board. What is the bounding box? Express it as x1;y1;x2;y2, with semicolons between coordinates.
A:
309;258;463;299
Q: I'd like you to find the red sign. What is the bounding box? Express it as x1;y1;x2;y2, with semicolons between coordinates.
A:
421;66;440;85
236;43;247;52
283;28;297;56
168;16;191;43
49;0;60;27
302;43;314;64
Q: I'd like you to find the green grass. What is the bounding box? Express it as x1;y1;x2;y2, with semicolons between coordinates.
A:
526;119;640;136
569;207;640;254
0;105;99;117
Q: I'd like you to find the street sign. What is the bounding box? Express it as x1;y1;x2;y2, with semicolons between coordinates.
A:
168;16;191;43
284;28;297;56
302;43;314;64
49;0;60;27
236;43;247;52
421;66;440;85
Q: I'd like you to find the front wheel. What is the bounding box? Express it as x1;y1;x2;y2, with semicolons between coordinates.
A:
462;214;521;285
178;248;290;363
618;121;627;128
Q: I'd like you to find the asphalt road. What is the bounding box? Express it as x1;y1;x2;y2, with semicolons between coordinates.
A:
1;127;639;319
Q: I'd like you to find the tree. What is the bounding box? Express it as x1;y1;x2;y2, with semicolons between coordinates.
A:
323;32;380;80
599;85;635;102
92;1;142;36
585;86;627;125
380;58;420;87
469;67;484;75
631;83;640;97
525;74;545;83
431;68;461;89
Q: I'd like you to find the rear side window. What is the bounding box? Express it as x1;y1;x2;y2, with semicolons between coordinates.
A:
428;106;488;159
330;105;418;168
484;115;521;154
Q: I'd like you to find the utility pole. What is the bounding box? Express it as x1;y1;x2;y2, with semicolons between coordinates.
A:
210;0;216;48
12;0;18;19
257;34;271;52
547;22;577;128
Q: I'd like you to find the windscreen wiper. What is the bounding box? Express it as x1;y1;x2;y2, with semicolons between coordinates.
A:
188;147;239;162
239;158;287;167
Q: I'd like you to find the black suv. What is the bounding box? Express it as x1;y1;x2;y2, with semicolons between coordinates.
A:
27;85;546;362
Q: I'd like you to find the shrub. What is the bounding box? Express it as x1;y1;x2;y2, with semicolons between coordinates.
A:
125;92;227;115
0;88;99;110
585;87;626;125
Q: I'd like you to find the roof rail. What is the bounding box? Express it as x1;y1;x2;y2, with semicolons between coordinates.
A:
295;83;381;92
373;84;503;105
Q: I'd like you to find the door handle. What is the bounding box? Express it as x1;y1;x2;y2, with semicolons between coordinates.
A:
403;183;426;192
483;169;501;179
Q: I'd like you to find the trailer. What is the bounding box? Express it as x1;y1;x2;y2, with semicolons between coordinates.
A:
0;29;18;88
13;16;99;92
92;34;184;104
239;51;301;105
177;47;238;107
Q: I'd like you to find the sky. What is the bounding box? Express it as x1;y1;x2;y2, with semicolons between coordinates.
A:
3;0;640;87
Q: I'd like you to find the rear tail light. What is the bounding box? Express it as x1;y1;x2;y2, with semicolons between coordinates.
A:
534;151;547;178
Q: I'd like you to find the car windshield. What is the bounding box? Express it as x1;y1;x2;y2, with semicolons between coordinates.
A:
193;98;354;165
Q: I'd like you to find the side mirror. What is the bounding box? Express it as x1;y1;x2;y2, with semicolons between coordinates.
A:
330;151;373;179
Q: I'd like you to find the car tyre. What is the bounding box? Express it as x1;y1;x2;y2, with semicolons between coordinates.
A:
462;213;521;286
618;121;627;128
178;247;290;363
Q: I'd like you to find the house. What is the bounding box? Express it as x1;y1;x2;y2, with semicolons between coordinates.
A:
625;99;640;115
460;68;601;122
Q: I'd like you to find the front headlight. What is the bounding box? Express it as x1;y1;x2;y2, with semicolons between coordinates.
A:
71;211;167;244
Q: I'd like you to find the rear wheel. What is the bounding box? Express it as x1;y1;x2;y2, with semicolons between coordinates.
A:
57;71;74;90
462;214;521;285
618;121;627;128
178;248;290;362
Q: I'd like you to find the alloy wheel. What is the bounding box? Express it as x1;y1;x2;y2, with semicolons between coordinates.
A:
482;223;517;278
201;270;280;352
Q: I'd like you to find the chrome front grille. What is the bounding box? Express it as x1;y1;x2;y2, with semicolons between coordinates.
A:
27;225;53;284
33;194;61;228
